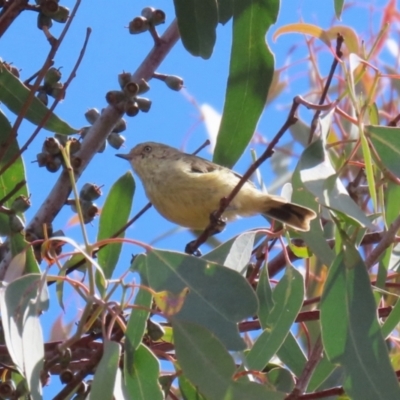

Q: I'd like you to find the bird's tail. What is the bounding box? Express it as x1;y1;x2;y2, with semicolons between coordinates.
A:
262;196;317;232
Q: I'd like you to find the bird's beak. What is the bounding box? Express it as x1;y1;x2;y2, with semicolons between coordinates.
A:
115;153;132;160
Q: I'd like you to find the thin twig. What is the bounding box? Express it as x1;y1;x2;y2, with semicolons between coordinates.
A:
309;34;344;143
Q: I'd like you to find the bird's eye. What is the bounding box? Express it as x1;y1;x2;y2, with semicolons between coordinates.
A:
143;145;152;153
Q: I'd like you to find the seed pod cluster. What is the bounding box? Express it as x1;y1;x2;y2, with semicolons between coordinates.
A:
36;66;65;105
105;73;152;119
128;7;165;34
36;136;81;173
67;183;101;224
81;108;128;151
36;0;70;30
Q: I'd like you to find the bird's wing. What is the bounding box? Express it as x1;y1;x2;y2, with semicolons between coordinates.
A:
187;155;256;187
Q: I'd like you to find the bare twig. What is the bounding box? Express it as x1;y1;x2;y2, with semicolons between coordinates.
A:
309;34;344;143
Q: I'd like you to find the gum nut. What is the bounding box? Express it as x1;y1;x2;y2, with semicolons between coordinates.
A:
37;90;48;105
165;75;184;91
42;136;61;155
136;97;152;112
10;195;31;213
44;67;62;86
80;183;102;201
124;101;139;117
112;118;127;133
118;72;132;89
37;12;53;30
107;132;126;149
128;16;149;34
105;90;125;105
84;108;100;125
152;9;166;26
45;156;62;173
51;5;69;23
9;214;25;233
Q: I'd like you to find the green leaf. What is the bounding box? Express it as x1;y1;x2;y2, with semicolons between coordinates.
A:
0;274;49;400
276;333;307;378
247;265;304;371
123;344;163;400
257;265;307;378
366;125;400;178
174;320;286;400
0;64;78;134
382;296;400;339
217;0;233;24
91;340;121;400
135;249;258;351
0;110;27;236
334;0;345;19
266;367;295;393
307;353;337;391
213;0;279;167
97;172;135;281
173;0;218;59
125;283;152;375
179;373;208;400
320;235;400;400
298;111;372;229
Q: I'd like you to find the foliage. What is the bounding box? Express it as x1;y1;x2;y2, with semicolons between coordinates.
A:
0;0;400;399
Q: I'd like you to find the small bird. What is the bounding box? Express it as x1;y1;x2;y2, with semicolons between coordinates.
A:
116;142;316;232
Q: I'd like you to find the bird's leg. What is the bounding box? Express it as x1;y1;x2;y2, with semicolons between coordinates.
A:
184;211;227;257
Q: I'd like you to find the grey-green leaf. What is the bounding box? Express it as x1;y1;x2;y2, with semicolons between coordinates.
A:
136;249;258;351
321;235;400;400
